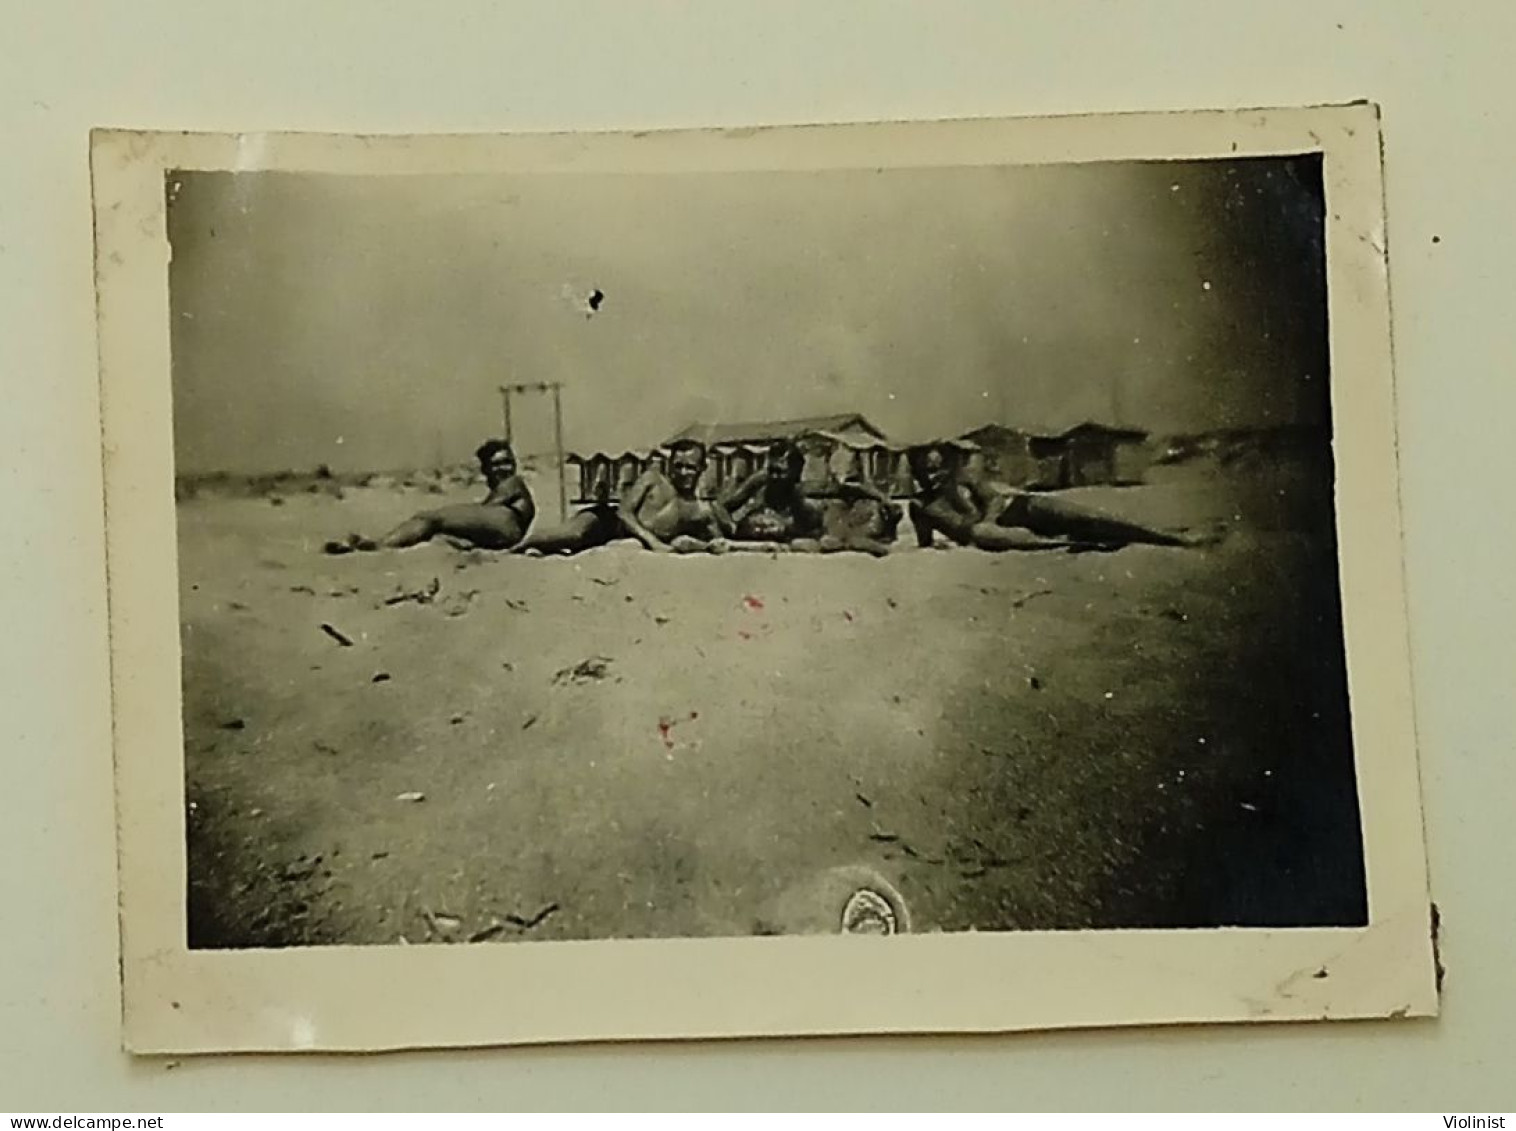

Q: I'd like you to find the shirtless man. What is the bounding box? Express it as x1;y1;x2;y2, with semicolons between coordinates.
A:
907;443;1213;552
714;439;829;551
513;440;727;555
324;438;535;554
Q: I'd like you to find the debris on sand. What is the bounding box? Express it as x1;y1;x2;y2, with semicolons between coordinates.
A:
522;714;539;730
894;841;946;865
1010;587;1054;610
504;598;530;613
655;711;699;750
319;622;355;647
589;576;618;587
219;718;247;731
1028;674;1044;691
868;830;899;843
278;856;322;883
855;792;873;809
395;791;425;803
323;534;378;555
383;577;440;607
440;590;480;618
552;656;614;686
503;902;559;930
371;672;392;684
289;584;316;595
468;920;507;943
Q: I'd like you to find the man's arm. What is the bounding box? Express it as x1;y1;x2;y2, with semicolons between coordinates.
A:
693;501;726;542
793;486;828;538
616;472;670;551
843;479;903;533
958;468;1017;519
666;503;730;553
911;498;976;547
712;472;763;536
488;476;537;524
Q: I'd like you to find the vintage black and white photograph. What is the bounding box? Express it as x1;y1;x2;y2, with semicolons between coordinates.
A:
93;110;1434;1050
165;148;1365;950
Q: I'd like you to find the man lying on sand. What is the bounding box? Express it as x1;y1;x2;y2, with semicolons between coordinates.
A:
907;443;1215;552
324;439;535;554
513;440;729;556
713;439;830;551
714;441;904;555
816;470;903;557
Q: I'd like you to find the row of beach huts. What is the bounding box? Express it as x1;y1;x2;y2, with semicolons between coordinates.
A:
564;413;1155;504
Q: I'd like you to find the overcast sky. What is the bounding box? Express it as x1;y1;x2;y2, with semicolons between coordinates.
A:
167;157;1328;475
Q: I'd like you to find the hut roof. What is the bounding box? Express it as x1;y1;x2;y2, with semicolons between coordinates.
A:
665;413;887;447
958;421;1150;445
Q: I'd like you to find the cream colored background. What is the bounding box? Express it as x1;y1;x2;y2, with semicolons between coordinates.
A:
1;0;1510;1111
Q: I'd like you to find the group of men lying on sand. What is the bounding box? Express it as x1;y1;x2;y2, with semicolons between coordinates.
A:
324;436;1216;558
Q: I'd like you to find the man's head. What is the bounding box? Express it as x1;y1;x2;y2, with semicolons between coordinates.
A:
909;444;954;496
766;439;806;485
665;441;707;496
475;439;517;486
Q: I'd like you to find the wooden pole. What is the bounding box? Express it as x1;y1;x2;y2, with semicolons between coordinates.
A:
550;382;567;522
499;386;513;444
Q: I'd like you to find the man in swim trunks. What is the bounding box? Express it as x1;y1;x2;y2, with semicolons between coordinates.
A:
714;439;829;550
513;440;728;555
324;438;535;553
907;443;1214;552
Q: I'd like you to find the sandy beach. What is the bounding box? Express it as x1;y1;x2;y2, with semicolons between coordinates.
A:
178;458;1365;948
